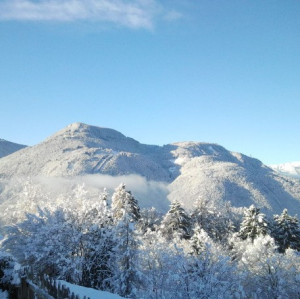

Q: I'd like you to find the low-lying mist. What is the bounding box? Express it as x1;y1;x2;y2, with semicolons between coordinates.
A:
0;174;171;226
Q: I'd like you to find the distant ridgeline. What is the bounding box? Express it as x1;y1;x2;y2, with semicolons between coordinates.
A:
0;138;26;159
0;122;299;217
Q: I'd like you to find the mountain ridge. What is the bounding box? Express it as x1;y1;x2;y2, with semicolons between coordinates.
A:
0;139;27;159
0;122;300;216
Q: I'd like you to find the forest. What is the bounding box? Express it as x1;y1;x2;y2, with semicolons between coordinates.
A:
1;183;300;298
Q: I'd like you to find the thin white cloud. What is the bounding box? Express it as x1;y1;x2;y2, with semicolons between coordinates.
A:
0;0;167;29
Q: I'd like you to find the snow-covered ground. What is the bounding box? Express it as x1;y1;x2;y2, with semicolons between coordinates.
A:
58;281;124;299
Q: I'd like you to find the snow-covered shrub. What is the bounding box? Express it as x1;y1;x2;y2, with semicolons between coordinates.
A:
0;251;20;296
233;235;300;298
136;227;244;299
191;197;236;243
2;188;115;290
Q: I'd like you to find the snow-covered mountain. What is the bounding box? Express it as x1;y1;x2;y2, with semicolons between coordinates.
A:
0;123;175;180
0;139;26;158
270;162;300;179
0;122;300;216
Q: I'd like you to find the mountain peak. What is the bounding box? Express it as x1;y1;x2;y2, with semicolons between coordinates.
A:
48;122;127;142
1;123;300;216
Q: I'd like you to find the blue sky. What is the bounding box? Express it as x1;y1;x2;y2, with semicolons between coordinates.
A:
0;0;299;165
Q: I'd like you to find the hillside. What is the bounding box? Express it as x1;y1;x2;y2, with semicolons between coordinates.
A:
0;122;173;181
0;122;300;216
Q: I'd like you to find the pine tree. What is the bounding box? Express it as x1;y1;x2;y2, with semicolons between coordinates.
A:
161;200;191;239
238;205;268;242
272;209;300;252
189;224;208;256
111;184;140;223
110;185;141;297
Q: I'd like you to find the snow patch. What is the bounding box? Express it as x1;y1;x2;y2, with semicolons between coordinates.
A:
58;280;124;299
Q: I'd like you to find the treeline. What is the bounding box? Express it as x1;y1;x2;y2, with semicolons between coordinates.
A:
1;183;300;298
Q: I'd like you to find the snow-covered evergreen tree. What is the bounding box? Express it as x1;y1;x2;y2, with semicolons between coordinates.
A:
238;205;268;242
272;209;300;252
111;184;140;223
110;219;140;298
160;200;191;240
110;185;141;298
189;224;208;256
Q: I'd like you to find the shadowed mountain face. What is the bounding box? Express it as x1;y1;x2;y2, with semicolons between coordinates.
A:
0;139;26;158
0;122;300;215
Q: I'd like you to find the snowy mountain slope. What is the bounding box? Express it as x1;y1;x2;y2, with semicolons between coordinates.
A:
270;162;300;179
0;139;26;158
0;123;174;181
0;122;300;216
169;152;300;214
